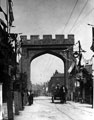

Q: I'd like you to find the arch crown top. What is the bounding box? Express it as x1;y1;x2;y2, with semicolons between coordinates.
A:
20;34;74;45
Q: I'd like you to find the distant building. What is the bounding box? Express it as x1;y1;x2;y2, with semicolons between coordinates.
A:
83;65;92;103
68;64;93;103
84;64;92;74
48;70;64;93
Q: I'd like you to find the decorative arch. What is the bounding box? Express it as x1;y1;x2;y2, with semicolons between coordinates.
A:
20;34;74;92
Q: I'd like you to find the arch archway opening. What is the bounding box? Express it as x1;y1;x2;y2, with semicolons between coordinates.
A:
30;53;64;85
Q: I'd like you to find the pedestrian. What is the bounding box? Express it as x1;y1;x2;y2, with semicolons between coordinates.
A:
60;85;67;103
28;90;33;105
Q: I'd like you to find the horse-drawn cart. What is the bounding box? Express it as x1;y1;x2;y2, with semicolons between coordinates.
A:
51;85;67;103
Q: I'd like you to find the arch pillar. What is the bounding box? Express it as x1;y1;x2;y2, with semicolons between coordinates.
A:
21;51;35;91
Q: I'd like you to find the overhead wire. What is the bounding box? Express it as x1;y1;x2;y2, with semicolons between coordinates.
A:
41;54;58;79
59;41;79;62
69;7;94;33
32;41;79;79
69;0;89;33
46;45;78;72
43;56;52;72
62;0;78;33
40;42;79;74
42;56;61;81
44;54;63;74
32;56;51;82
62;41;79;52
83;7;94;18
46;58;56;73
32;43;80;83
38;55;51;75
42;42;79;73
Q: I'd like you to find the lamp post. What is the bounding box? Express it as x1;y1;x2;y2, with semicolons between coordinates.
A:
92;55;94;108
14;33;23;112
9;33;23;114
88;24;94;108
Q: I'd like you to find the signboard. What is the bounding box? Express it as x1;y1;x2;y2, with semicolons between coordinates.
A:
0;84;2;120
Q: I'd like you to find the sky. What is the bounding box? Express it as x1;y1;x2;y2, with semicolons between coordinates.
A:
0;0;94;84
30;54;64;84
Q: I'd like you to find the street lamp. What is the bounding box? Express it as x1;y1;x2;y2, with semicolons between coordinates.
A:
87;24;94;48
87;24;94;27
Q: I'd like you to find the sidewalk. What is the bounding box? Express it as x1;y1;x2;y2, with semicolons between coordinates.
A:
67;101;94;114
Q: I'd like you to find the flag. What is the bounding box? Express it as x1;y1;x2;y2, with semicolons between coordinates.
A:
8;0;14;26
68;62;75;73
92;27;94;42
78;53;82;67
0;6;7;21
91;27;94;52
0;18;7;30
9;33;17;42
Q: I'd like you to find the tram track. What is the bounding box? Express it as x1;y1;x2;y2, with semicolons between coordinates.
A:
34;97;94;119
54;103;76;120
34;98;92;114
34;99;77;120
67;101;93;115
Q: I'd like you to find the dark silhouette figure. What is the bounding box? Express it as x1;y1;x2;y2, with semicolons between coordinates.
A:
28;91;33;105
60;85;67;103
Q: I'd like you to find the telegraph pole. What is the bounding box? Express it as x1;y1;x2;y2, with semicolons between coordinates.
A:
92;56;94;108
91;27;94;108
6;0;14;119
78;40;82;70
78;41;81;100
78;40;85;102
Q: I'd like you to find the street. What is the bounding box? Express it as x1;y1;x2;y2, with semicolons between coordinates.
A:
14;96;94;120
